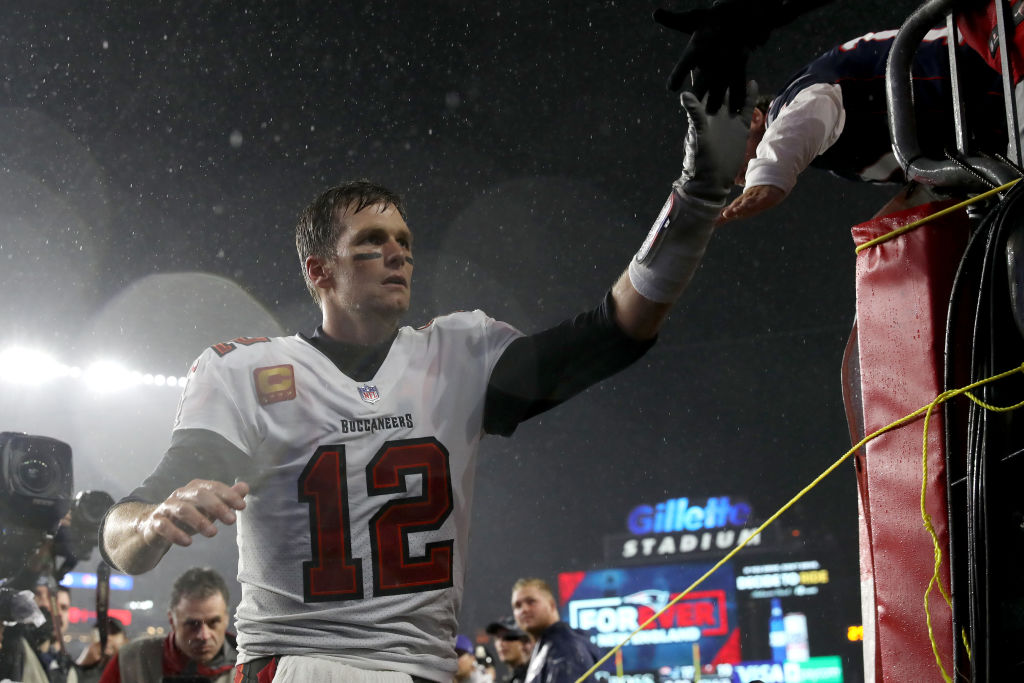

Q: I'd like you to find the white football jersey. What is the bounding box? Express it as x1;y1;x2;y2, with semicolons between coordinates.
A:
171;310;522;680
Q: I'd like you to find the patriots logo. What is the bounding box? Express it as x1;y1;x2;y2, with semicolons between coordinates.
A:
623;589;670;611
357;384;381;404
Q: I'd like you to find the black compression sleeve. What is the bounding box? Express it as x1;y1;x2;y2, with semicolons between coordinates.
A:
118;428;249;505
483;291;656;436
98;429;248;569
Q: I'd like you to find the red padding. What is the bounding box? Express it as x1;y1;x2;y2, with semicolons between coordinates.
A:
851;200;968;681
958;2;1024;84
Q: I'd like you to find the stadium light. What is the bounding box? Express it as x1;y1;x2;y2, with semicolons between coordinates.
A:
0;346;71;385
0;345;187;391
83;360;136;393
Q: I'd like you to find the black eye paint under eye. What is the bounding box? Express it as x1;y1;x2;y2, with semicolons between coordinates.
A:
353;253;383;261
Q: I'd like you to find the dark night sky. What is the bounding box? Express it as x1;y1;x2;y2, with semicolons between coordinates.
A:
1;0;927;678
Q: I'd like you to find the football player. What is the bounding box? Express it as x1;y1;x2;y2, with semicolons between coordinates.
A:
100;85;756;683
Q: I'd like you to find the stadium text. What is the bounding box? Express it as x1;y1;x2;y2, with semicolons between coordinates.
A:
626;497;751;534
620;527;761;559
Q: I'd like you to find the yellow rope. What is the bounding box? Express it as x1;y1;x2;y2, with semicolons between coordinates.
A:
919;386;1024;682
963;390;1024;414
853;179;1020;254
572;362;1024;683
920;396;955;682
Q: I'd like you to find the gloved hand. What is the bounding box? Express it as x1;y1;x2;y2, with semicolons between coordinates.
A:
627;82;757;304
654;0;833;113
675;81;758;203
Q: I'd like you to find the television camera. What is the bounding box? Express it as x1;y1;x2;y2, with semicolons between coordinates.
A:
0;431;113;599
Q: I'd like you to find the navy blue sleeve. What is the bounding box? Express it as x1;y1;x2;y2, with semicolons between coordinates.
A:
483;291;656;436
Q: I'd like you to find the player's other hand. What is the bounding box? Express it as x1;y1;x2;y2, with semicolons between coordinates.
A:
716;185;787;224
653;0;768;113
141;479;249;548
677;81;758;202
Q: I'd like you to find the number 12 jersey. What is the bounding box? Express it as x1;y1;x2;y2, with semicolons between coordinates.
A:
171;309;522;680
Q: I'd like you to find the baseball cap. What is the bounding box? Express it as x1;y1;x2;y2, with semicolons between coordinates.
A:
455;634;474;655
485;615;528;640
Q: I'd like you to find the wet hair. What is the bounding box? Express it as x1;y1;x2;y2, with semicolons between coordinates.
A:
295;179;408;305
169;567;230;610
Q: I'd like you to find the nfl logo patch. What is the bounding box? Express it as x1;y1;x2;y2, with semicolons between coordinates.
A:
357;384;381;404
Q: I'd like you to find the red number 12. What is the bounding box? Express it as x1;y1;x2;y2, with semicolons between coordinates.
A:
299;437;454;602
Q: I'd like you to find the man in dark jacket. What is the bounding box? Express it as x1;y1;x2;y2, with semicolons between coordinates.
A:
511;579;602;683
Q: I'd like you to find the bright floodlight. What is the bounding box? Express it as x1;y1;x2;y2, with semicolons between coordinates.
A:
0;344;184;391
0;346;68;385
83;360;137;393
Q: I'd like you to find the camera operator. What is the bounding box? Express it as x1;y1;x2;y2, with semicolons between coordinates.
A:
32;584;71;638
0;433;112;683
30;581;78;683
0;586;46;682
0;606;78;683
0;566;81;683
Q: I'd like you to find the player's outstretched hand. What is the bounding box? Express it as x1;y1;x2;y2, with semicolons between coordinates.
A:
677;81;758;202
141;479;249;548
653;0;767;113
716;185;786;224
653;0;834;113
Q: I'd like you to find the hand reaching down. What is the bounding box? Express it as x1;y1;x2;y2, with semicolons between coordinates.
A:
716;185;786;224
141;479;249;548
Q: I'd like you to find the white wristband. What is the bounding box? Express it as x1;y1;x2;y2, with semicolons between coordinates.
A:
627;189;723;303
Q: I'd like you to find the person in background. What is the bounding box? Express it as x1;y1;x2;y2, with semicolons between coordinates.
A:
511;579;601;683
485;617;532;683
76;618;128;683
98;567;236;683
32;585;72;641
0;587;51;683
453;635;490;683
474;643;497;683
716;26;1009;225
29;582;78;683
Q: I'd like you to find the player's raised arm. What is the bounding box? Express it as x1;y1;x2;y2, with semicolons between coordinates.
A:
612;82;757;340
102;479;249;575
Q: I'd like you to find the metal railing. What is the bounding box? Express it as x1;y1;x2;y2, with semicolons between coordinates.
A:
886;0;1021;189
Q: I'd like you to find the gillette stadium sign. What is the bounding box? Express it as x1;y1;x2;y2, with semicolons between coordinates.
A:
605;496;762;563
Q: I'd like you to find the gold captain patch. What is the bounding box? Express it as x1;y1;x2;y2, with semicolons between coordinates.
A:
254;364;296;405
